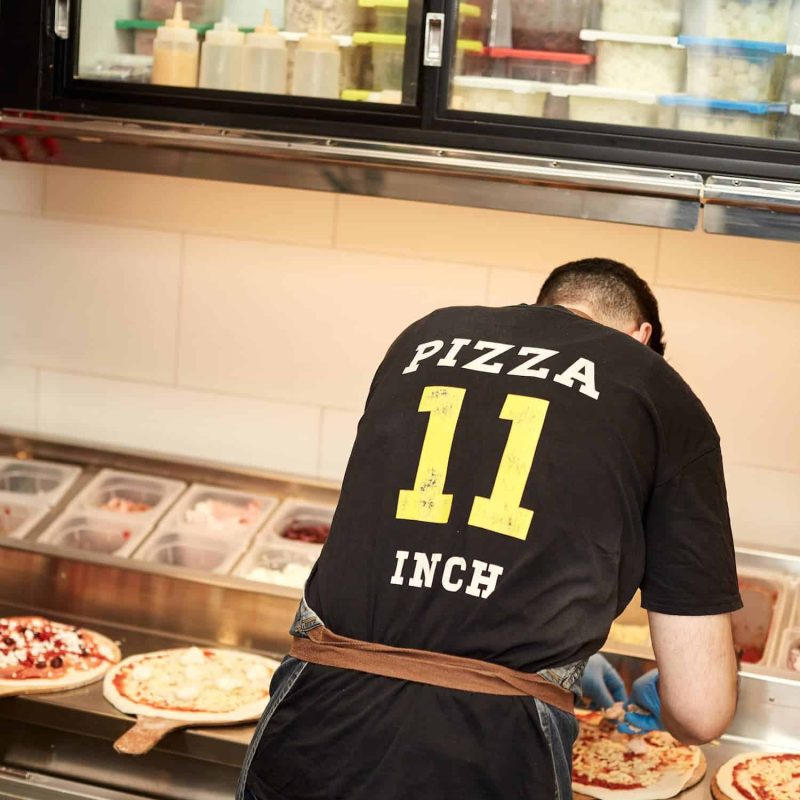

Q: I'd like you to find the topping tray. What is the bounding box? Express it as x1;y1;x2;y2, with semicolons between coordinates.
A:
0;457;81;507
37;511;152;559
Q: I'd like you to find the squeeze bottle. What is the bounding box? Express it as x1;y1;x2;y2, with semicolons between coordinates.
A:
151;2;199;87
243;11;288;94
199;18;246;90
291;14;341;99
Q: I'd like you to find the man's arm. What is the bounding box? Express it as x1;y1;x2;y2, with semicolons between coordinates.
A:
648;611;738;744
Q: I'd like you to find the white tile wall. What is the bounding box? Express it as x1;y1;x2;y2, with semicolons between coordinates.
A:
0;364;38;433
0;162;44;215
178;236;488;410
38;371;320;476
0;215;181;383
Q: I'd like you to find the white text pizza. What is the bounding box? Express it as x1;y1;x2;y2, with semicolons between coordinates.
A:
714;752;800;800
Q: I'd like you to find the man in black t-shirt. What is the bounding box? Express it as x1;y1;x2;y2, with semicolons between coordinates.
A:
240;258;741;800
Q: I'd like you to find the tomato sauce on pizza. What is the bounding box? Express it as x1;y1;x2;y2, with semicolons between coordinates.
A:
0;616;116;681
724;754;800;800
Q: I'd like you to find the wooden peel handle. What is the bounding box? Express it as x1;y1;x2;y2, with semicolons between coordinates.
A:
114;716;186;756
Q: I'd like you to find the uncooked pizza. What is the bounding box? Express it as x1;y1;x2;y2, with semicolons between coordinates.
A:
572;721;705;800
103;646;280;723
0;615;120;695
712;752;800;800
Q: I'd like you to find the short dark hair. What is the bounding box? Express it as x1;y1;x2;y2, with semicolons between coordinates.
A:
537;258;666;356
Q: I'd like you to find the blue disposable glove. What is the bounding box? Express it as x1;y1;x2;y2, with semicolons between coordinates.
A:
582;654;628;710
618;669;662;734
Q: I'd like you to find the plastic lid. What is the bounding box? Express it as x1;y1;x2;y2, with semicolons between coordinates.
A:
580;29;681;47
659;95;788;115
358;0;480;16
246;10;285;46
205;18;245;46
678;36;787;54
549;84;657;103
487;47;593;64
299;13;340;53
156;2;198;43
352;31;482;51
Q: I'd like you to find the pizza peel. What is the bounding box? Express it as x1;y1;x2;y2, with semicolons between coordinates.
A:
573;747;707;800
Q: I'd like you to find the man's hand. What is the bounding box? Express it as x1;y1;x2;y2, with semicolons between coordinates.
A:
582;654;628;710
618;670;661;733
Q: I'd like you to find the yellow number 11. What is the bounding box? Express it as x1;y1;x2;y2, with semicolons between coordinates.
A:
396;386;550;541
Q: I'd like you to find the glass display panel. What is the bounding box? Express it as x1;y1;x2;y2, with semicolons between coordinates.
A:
75;0;427;105
448;0;800;143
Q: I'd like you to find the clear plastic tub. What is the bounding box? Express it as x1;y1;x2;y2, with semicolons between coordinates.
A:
487;48;593;83
258;497;336;554
451;76;549;117
732;572;788;665
233;542;318;593
582;31;686;94
661;96;786;137
160;483;278;538
511;0;591;53
139;0;222;24
0;458;81;507
561;85;660;126
134;530;246;573
600;0;682;36
0;500;49;540
778;627;800;672
682;38;785;102
372;41;405;90
69;469;185;526
682;0;793;44
38;512;151;558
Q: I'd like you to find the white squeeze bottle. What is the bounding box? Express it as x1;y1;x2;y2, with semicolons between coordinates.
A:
243;11;287;94
291;14;341;99
199;18;246;90
151;2;199;87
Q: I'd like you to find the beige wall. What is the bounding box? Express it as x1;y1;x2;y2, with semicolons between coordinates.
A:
1;161;798;552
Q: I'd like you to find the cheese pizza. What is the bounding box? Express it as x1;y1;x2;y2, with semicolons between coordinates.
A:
573;724;705;800
712;752;800;800
0;615;120;696
103;646;280;724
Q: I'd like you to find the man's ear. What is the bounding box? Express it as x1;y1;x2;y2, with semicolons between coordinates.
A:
631;321;653;347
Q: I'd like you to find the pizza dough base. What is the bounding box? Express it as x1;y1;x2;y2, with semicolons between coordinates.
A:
0;630;121;697
573;746;706;800
713;752;800;800
711;776;730;800
103;648;281;725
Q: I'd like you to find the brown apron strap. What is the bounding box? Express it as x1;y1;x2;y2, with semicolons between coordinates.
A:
290;625;574;715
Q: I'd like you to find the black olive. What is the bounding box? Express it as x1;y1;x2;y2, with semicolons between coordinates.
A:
50;656;63;668
35;660;46;669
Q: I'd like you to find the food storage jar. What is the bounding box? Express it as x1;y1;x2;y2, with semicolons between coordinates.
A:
140;0;222;24
682;0;793;43
233;542;318;593
0;457;81;507
199;18;246;90
600;0;682;36
582;30;686;93
0;499;48;540
38;512;152;558
682;37;786;102
286;0;361;35
151;1;200;87
134;529;247;573
451;76;550;117
660;95;787;136
69;469;185;528
243;10;288;93
560;85;660;126
487;48;593;83
511;0;591;52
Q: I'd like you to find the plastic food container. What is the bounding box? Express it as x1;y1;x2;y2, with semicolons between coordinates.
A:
259;498;336;554
582;30;686;94
778;627;800;672
660;95;787;137
781;49;800;101
233;542;318;594
682;37;786;102
69;469;185;528
0;500;49;540
85;54;153;83
732;571;788;665
600;0;682;36
511;0;591;53
682;0;793;44
558;85;660;126
134;529;247;573
358;0;407;34
139;0;222;24
0;458;81;507
603;591;655;660
486;48;593;83
160;483;278;539
451;76;549;117
286;0;360;36
38;512;151;558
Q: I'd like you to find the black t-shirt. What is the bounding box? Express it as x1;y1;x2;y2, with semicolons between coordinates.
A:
247;305;742;800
